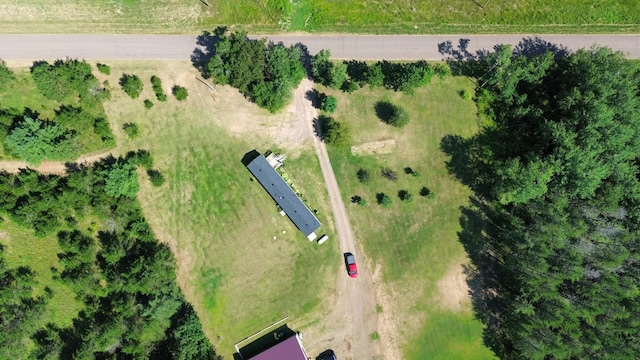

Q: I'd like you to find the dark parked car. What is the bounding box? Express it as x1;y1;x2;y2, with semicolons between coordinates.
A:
344;252;358;278
317;349;337;360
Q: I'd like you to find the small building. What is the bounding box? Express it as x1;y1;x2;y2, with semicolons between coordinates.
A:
247;334;310;360
247;153;321;240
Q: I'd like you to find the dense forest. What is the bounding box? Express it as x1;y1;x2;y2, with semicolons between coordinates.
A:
0;157;217;359
444;43;640;358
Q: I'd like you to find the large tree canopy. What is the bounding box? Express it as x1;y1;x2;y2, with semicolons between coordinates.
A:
444;45;640;359
206;28;305;112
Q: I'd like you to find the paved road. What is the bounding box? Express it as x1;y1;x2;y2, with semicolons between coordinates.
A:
1;34;640;61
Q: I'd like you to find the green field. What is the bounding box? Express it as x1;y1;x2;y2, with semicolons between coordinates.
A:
0;0;638;34
321;77;496;359
94;61;339;355
1;60;497;358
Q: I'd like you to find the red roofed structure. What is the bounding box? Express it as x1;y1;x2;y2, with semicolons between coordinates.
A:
248;334;309;360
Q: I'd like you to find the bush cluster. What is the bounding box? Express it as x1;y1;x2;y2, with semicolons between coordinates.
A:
0;60;15;90
172;85;188;101
311;51;438;94
319;94;338;113
119;73;143;99
96;62;111;75
374;101;409;128
150;75;167;101
319;115;350;147
122;123;139;139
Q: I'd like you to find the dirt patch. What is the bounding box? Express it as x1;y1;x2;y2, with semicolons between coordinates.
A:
435;259;472;313
371;264;403;360
0;151;114;175
351;139;396;156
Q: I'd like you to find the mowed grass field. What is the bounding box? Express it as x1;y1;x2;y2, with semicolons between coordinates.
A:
0;0;639;34
90;61;338;356
321;77;496;359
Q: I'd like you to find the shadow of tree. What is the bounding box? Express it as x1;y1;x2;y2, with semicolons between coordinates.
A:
438;36;570;78
374;100;394;123
294;42;313;78
312;116;324;140
191;27;226;78
513;36;569;58
305;89;323;108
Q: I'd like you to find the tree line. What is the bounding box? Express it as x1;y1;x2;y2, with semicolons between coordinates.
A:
443;44;640;359
0;156;217;359
198;29;447;112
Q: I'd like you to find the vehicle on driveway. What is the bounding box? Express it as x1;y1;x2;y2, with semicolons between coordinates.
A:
317;349;337;360
344;252;358;278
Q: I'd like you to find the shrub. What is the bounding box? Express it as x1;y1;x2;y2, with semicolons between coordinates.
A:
388;106;409;128
120;74;143;99
433;63;451;78
404;167;421;177
374;101;409;128
420;186;436;199
122;123;139;139
459;89;472;100
319;115;350;147
147;169;165;187
0;60;15;89
96;63;111;75
380;167;398;181
376;193;392;207
357;198;366;206
172;85;188;101
93;117;115;147
399;190;413;202
342;80;360;93
144;99;154;109
126;149;154;169
320;95;338;113
357;168;371;183
150;75;167;101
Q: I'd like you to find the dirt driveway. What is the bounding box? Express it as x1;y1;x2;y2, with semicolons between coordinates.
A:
0;151;114;175
292;79;401;360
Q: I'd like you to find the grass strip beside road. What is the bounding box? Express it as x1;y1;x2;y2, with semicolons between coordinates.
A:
0;0;638;34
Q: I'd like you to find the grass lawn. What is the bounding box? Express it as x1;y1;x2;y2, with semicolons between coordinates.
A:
0;65;114;161
321;76;496;359
0;0;638;34
0;219;84;331
98;60;338;356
